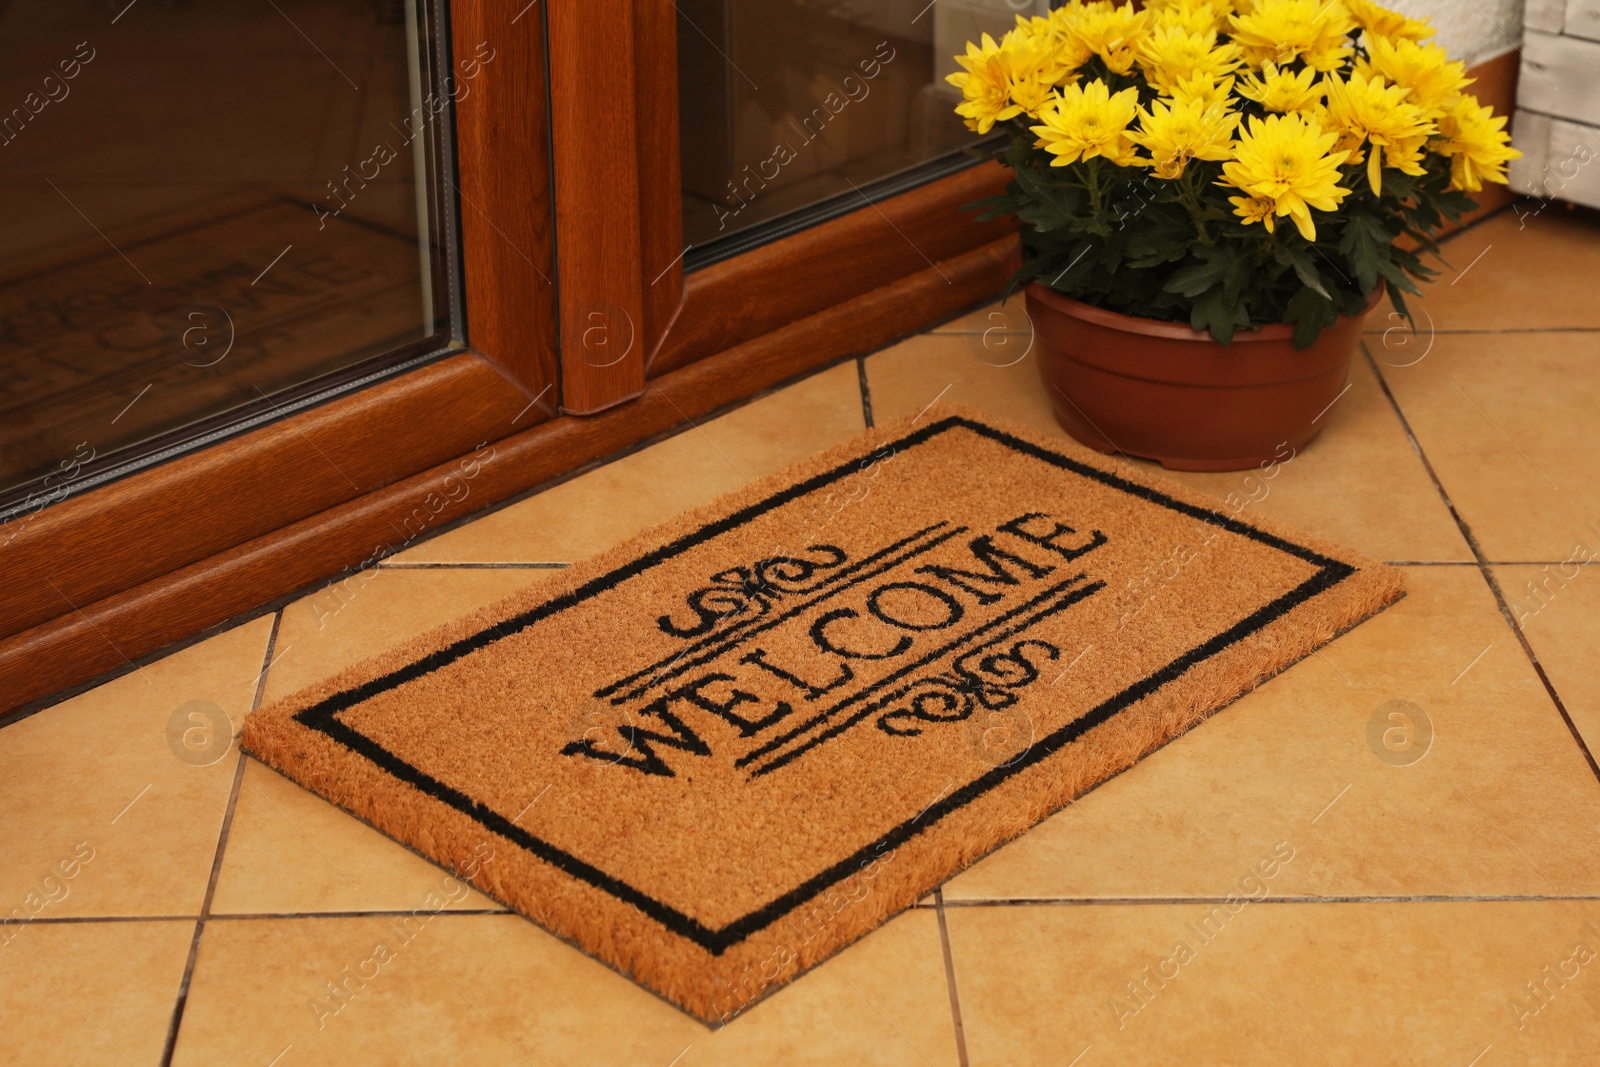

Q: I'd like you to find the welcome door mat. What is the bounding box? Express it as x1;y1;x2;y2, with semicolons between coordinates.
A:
244;409;1403;1023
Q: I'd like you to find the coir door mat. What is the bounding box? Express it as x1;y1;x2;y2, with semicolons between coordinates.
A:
244;408;1404;1023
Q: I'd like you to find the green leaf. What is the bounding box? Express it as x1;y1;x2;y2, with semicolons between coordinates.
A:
1375;256;1423;298
1273;243;1330;299
1384;280;1412;323
1190;287;1252;344
1009;168;1089;234
1336;214;1392;296
1285;287;1339;350
1163;245;1240;298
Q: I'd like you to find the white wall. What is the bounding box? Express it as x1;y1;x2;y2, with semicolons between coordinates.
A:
1386;0;1526;67
1511;1;1600;206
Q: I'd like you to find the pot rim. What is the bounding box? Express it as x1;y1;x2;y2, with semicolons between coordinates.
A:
1024;280;1385;343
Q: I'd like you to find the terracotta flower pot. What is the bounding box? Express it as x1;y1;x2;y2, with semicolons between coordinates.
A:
1025;282;1384;472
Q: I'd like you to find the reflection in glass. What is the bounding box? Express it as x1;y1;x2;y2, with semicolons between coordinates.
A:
0;0;462;512
676;0;1051;252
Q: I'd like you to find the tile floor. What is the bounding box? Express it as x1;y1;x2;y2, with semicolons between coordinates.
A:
5;205;1600;1065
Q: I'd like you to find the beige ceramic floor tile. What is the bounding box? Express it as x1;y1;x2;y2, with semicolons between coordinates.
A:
947;899;1600;1067
225;569;549;914
261;567;553;705
0;616;273;918
170;911;958;1066
943;567;1600;901
391;360;868;565
927;295;1032;337
865;331;1470;562
1137;353;1471;563
211;761;503;916
1377;331;1600;563
866;329;1059;437
1365;208;1600;334
0;919;194;1067
1497;562;1600;763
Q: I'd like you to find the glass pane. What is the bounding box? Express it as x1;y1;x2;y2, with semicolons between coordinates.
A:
0;0;460;512
676;0;1051;255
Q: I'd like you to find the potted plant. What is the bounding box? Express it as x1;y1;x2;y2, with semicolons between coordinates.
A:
948;0;1520;470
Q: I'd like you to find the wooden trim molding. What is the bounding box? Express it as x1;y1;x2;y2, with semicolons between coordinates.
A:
450;0;561;406
546;0;685;414
650;162;1016;376
0;235;1014;715
0;352;533;644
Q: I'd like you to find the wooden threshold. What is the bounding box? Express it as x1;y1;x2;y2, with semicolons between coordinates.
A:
0;352;535;643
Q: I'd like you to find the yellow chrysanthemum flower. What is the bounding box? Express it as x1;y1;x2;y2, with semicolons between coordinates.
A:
1230;0;1356;72
1344;0;1436;42
1168;71;1237;111
1030;78;1143;168
1321;70;1434;194
1146;0;1235;35
1235;61;1324;113
998;28;1072;117
1221;113;1352;240
1011;11;1088;75
1228;193;1278;228
1131;96;1241;179
1137;24;1241;95
1436;93;1521;191
1008;13;1052;48
1011;11;1092;74
1070;1;1154;75
1049;3;1105;65
946;34;1020;134
947;32;1065;133
1357;35;1472;119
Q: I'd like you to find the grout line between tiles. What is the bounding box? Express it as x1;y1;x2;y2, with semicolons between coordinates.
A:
856;355;876;429
374;561;571;569
1390;561;1600;567
1359;326;1600;336
933;326;1600;338
4;914;203;926
932;889;971;1067
206;908;512;920
22;892;1600;930
158;609;282;1067
938;893;1600;907
1360;344;1600;787
2;908;515;928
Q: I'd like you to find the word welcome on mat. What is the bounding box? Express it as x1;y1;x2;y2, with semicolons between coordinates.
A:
245;410;1403;1023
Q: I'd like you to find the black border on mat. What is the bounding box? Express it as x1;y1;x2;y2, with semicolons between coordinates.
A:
282;415;1355;955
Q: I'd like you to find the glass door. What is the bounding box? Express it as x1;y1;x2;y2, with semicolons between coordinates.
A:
676;0;1050;263
0;0;463;519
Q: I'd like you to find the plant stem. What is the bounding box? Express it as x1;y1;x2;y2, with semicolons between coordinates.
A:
1180;169;1213;246
1085;158;1104;218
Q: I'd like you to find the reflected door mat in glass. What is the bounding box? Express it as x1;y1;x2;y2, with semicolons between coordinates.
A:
243;408;1404;1024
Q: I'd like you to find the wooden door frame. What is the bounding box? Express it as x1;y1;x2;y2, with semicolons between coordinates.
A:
0;0;563;711
544;4;1017;410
